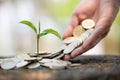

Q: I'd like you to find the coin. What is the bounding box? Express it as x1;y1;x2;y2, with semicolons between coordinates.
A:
1;59;16;70
63;37;80;45
36;57;43;60
53;53;64;59
38;51;50;55
40;59;70;69
79;33;87;42
39;59;53;63
40;54;53;58
73;25;85;37
24;57;42;61
74;40;82;47
27;62;40;69
16;60;29;68
63;44;75;54
41;62;67;69
27;53;38;57
82;19;95;29
69;63;81;67
28;51;51;57
78;29;94;42
44;45;67;59
39;59;70;64
63;41;80;54
24;57;37;61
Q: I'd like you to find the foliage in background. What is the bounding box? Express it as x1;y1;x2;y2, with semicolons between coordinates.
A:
115;11;120;26
43;0;80;19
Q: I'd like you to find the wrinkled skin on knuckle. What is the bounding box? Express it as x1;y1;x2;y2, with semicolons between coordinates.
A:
100;17;114;28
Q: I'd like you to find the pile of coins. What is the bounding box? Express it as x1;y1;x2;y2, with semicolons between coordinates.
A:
0;19;95;70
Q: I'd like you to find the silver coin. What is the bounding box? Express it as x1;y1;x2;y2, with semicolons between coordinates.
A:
63;41;80;54
39;58;52;63
36;57;43;60
24;57;37;61
28;52;49;57
39;59;70;64
78;29;94;42
41;62;67;69
16;60;29;68
38;51;50;55
79;34;87;42
39;59;53;64
27;62;40;69
40;54;53;58
40;59;70;69
24;57;42;61
1;59;16;70
69;63;81;67
53;53;64;59
63;44;75;54
74;40;82;47
27;53;38;57
63;37;80;44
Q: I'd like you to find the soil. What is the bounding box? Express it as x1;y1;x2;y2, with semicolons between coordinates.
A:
0;55;120;80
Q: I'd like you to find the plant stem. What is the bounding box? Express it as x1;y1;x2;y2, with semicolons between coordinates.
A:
37;21;40;54
37;34;39;54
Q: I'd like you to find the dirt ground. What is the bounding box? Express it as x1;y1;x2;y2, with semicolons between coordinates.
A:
0;55;120;80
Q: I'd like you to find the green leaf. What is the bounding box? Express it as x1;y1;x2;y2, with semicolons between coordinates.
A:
39;32;47;37
41;29;61;39
20;20;37;33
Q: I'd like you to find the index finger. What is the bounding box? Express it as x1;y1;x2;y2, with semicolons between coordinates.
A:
62;15;79;39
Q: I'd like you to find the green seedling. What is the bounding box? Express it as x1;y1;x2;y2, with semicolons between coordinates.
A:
20;20;61;54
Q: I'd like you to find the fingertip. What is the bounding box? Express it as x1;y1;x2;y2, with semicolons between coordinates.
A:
63;55;71;61
62;35;68;40
70;52;77;59
62;15;79;40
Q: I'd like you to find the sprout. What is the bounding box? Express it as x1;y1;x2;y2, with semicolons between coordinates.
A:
20;20;61;54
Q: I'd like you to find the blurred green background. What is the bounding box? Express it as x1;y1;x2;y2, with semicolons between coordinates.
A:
0;0;120;56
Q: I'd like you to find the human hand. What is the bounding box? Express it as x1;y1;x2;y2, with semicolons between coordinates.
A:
62;0;120;60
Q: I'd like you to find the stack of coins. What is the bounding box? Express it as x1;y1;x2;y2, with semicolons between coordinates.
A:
0;19;95;70
63;19;95;54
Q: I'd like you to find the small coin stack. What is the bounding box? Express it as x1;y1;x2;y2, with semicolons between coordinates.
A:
0;19;95;70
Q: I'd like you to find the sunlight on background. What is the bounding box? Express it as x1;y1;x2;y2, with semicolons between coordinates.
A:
0;0;120;56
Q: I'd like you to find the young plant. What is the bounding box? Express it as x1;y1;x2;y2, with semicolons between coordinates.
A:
20;20;61;54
